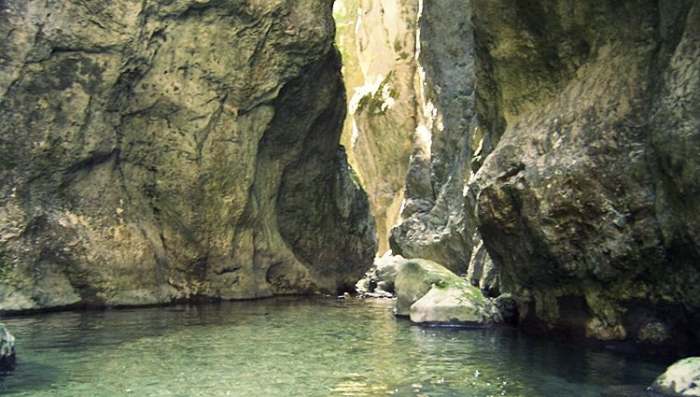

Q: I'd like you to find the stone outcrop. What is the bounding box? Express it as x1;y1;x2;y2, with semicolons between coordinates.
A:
0;0;376;312
339;0;700;349
388;0;478;273
336;0;480;272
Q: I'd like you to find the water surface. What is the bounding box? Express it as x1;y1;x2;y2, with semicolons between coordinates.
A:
0;298;666;396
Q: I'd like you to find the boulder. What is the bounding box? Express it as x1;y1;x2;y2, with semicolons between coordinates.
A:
409;284;499;325
395;258;499;325
0;324;15;371
650;357;700;396
394;259;463;316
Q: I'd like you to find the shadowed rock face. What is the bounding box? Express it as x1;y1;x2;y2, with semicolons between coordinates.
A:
0;0;376;312
472;0;700;346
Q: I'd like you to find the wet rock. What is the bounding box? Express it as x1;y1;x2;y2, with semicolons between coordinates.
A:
0;324;15;371
600;385;650;397
493;294;518;325
650;357;700;396
638;321;672;345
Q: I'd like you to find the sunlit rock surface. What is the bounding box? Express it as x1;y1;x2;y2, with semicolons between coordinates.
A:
334;0;417;255
393;258;497;327
0;0;376;312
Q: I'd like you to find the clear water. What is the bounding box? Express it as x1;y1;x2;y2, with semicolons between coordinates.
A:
0;297;666;397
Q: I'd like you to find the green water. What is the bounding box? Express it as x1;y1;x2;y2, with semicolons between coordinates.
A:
0;298;665;397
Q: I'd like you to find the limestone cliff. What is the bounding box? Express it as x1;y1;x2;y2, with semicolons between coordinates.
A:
0;0;376;312
389;0;478;273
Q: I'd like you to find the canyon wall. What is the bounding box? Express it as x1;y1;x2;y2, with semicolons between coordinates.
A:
0;0;376;312
341;0;700;348
473;0;700;347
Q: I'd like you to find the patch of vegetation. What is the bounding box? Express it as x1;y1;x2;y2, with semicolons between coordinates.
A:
355;72;399;116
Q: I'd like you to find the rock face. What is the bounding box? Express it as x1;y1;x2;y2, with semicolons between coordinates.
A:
0;324;16;371
0;0;376;312
336;0;480;272
651;357;700;396
388;0;478;273
472;0;700;345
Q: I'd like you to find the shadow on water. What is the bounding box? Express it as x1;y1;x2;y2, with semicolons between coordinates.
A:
0;361;60;395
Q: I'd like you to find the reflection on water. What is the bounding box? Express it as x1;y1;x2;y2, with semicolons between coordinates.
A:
0;298;666;397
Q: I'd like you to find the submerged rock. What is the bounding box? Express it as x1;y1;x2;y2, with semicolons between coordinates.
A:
0;324;15;371
650;357;700;396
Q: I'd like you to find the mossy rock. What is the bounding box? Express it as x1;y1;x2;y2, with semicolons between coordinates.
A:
409;284;497;325
394;258;468;316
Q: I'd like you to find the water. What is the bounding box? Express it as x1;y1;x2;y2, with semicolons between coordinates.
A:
0;297;667;397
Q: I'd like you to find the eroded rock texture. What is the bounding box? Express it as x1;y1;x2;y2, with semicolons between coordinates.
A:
389;0;478;273
0;0;376;312
473;0;700;347
336;0;478;271
334;0;417;255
